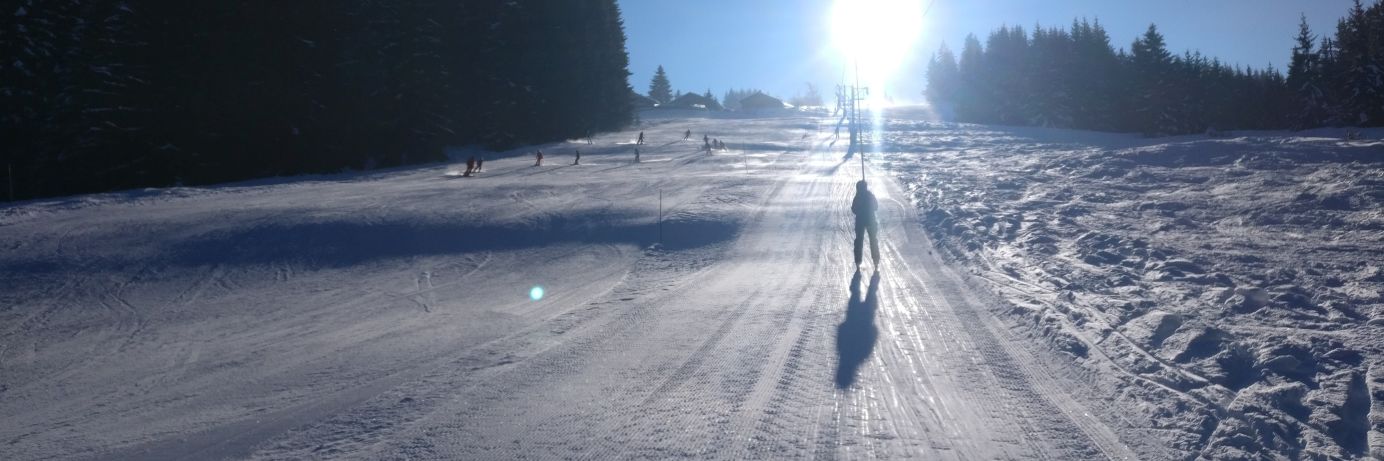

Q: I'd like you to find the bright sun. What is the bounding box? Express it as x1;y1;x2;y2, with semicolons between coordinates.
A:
830;0;924;101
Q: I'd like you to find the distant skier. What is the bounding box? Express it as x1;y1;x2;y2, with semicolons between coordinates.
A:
851;180;881;271
635;148;640;163
573;150;581;165
535;150;544;166
704;137;712;152
637;131;645;145
465;156;476;176
684;129;691;140
476;157;484;172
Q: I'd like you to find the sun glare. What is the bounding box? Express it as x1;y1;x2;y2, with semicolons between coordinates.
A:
830;0;924;102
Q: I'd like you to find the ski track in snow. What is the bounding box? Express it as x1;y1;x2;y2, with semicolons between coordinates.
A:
7;110;1374;459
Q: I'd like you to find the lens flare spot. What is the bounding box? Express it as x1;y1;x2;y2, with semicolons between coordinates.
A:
529;286;545;301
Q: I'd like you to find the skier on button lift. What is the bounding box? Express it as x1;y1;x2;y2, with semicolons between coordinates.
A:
851;180;881;271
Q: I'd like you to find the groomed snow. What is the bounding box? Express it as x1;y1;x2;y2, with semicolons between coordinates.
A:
1;109;1378;459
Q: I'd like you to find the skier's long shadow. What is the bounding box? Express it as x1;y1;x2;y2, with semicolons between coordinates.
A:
835;270;881;389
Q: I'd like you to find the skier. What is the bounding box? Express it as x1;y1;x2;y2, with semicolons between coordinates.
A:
476;157;484;172
684;129;691;140
704;137;712;152
465;156;476;176
535;150;544;166
573;150;581;165
637;131;645;145
851;180;881;271
635;148;640;163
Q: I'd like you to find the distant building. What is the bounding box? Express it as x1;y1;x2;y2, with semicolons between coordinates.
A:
663;93;724;111
631;92;658;110
739;92;789;111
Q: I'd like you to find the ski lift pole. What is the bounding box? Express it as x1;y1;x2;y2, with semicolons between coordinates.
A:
847;56;858;179
858;115;864;182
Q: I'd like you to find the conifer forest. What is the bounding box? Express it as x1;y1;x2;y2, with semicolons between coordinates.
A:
3;1;633;199
925;3;1384;135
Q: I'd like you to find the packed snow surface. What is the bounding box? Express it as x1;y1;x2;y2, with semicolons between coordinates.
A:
1;109;1380;460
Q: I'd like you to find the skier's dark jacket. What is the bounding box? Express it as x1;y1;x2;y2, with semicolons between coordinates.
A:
851;181;878;223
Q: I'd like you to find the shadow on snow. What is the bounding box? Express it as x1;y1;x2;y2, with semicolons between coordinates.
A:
835;270;881;389
1;211;739;275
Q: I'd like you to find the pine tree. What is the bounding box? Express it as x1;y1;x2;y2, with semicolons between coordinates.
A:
1130;24;1177;135
649;65;672;104
1026;26;1076;127
925;43;960;114
1354;0;1384;125
1287;14;1327;129
1071;18;1121;130
955;34;988;122
3;0;83;198
1334;0;1380;125
983;25;1030;124
591;0;635;130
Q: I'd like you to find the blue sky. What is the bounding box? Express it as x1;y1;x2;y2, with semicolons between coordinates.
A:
618;0;1360;103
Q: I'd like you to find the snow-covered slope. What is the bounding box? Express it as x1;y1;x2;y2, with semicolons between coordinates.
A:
0;115;803;459
883;119;1384;460
4;109;1376;460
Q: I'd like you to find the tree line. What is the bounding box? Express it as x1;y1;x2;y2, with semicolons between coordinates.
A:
2;0;633;200
644;65;788;111
926;1;1384;135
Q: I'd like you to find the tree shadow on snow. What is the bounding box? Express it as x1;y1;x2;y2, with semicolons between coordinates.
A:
165;213;736;269
0;211;740;275
835;270;881;389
